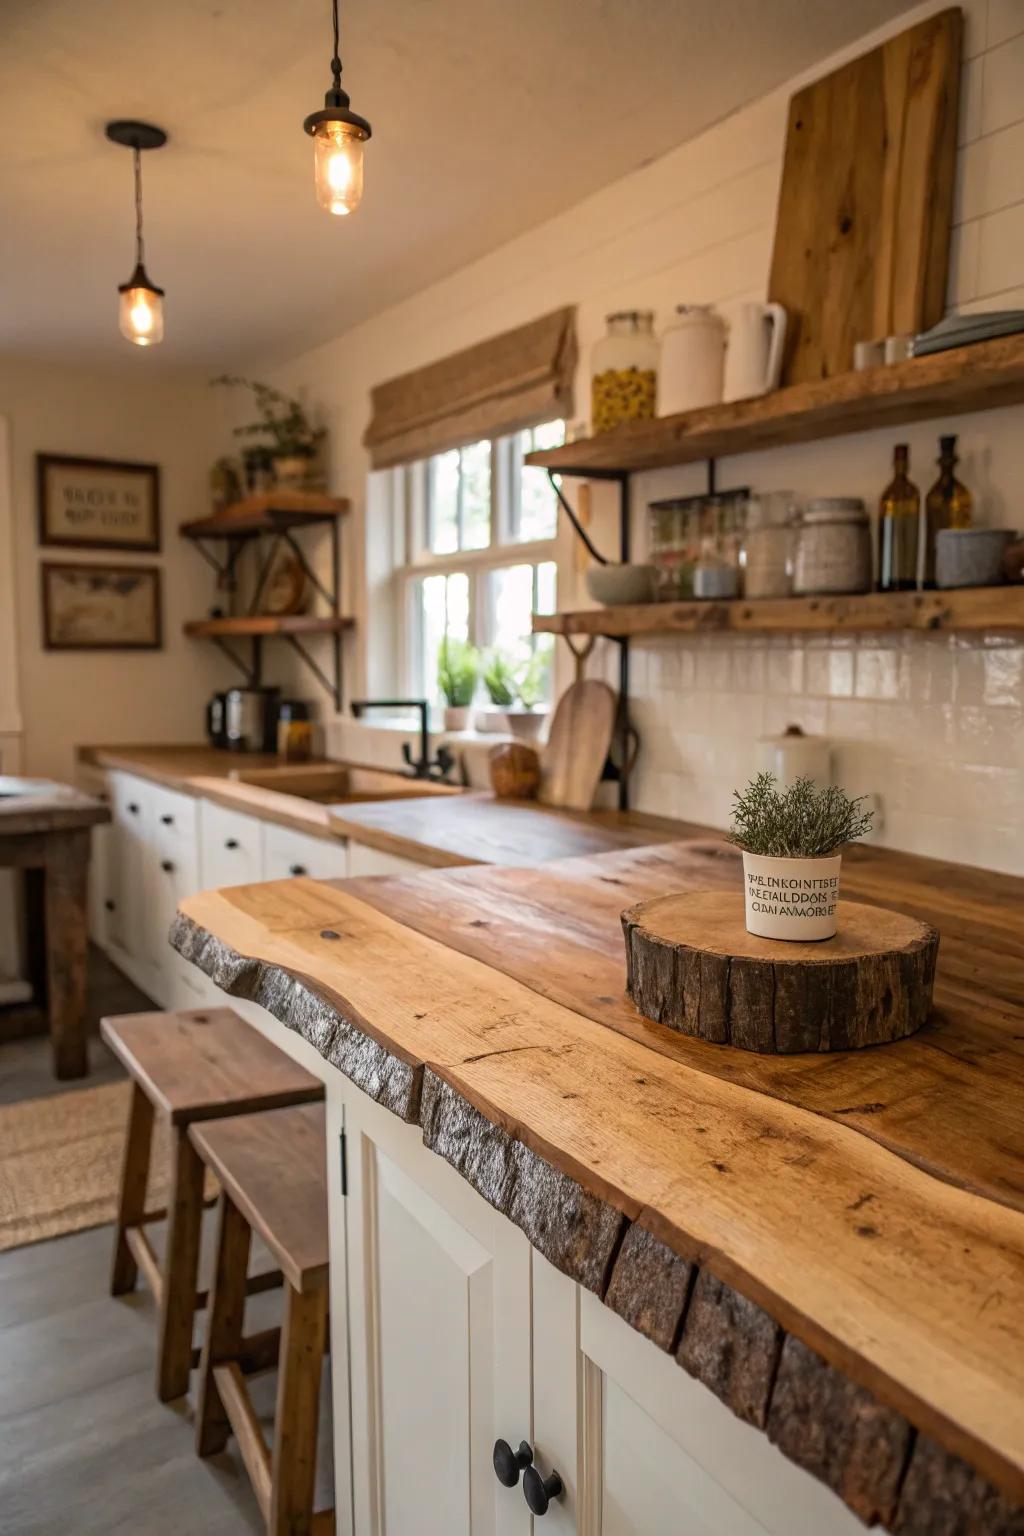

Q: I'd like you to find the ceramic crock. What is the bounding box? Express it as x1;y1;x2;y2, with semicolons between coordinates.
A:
742;851;842;941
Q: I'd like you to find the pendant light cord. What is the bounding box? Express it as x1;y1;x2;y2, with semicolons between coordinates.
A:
132;143;146;268
331;0;342;89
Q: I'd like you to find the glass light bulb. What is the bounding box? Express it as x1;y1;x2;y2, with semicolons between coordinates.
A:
313;121;365;215
119;284;164;346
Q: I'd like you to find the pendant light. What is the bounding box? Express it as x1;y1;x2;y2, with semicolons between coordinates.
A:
303;0;372;216
105;120;167;346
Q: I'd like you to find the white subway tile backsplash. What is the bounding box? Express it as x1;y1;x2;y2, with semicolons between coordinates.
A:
988;0;1024;49
955;118;1024;223
947;218;982;305
981;30;1024;132
958;57;985;145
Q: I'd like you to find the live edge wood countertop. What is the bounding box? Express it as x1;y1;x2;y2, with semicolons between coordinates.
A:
171;835;1024;1532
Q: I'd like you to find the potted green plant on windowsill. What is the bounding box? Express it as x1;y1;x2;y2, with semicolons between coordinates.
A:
729;772;873;941
476;648;518;734
437;638;479;731
505;648;551;742
212;375;322;490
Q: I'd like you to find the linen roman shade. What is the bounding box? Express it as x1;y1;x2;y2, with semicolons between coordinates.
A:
363;306;577;469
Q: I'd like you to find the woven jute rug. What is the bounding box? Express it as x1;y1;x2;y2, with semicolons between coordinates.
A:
0;1081;175;1253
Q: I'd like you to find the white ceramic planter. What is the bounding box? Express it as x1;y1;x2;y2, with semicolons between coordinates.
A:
443;705;473;732
742;851;842;941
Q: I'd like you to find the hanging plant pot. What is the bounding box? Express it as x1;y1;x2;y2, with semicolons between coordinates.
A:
742;851;842;941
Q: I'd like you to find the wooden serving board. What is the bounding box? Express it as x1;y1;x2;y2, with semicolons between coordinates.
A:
768;8;961;383
622;891;938;1052
538;678;617;811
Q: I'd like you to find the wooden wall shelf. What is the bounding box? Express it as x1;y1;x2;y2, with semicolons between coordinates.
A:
525;334;1024;477
533;585;1024;640
180;492;350;539
184;615;354;639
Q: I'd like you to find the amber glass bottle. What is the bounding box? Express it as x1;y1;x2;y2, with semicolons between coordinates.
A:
923;435;973;586
878;443;920;592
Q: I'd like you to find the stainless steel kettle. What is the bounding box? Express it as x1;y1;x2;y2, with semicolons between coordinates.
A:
223;687;280;753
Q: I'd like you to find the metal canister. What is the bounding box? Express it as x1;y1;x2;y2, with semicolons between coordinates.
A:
792;499;872;596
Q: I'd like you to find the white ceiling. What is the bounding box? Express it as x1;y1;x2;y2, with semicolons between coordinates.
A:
1;0;912;369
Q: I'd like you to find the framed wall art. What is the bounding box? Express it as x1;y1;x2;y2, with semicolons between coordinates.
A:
41;563;162;651
37;453;161;552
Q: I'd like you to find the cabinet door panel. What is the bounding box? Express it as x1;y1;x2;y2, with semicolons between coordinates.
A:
346;842;426;878
344;1089;531;1536
263;823;349;882
198;800;263;890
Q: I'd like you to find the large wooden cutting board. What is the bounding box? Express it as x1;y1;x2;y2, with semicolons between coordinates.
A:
538;678;617;811
768;8;961;385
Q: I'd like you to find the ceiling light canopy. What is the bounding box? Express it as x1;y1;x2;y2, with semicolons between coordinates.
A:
106;120;167;347
303;0;371;217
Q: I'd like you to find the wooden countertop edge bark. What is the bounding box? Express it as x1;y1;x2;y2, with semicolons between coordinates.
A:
170;896;1024;1529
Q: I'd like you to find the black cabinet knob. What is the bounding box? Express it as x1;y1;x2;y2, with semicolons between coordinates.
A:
523;1465;563;1516
104;899;116;912
128;802;139;815
289;863;308;876
225;838;239;849
493;1439;532;1488
160;859;174;873
160;814;174;825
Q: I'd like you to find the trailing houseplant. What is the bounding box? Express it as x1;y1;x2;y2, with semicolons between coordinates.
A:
437;637;479;731
728;772;873;941
212;375;320;487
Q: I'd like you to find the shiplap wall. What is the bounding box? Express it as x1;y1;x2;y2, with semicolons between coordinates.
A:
273;0;1024;873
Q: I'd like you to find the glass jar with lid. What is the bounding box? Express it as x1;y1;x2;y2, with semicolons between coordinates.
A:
792;498;872;596
742;491;800;599
591;311;658;435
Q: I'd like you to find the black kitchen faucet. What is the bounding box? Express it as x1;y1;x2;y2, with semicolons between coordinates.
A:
349;699;456;782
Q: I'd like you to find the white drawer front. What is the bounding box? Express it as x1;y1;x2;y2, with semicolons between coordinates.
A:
149;782;198;854
346;841;425;878
263;823;349;882
199;800;264;890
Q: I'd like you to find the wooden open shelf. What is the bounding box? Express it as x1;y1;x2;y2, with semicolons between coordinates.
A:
184;614;355;639
525;334;1024;476
180;492;350;540
533;585;1024;640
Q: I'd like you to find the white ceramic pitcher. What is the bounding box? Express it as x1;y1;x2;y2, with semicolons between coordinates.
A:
722;301;787;403
657;305;726;415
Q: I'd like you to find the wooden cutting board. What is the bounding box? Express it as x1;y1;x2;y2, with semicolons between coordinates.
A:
538;679;617;812
768;8;961;385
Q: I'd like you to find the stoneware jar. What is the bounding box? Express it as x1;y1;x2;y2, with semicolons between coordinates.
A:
742;851;842;941
792;499;871;596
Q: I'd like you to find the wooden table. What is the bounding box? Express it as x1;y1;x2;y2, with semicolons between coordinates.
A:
0;777;109;1078
172;833;1024;1529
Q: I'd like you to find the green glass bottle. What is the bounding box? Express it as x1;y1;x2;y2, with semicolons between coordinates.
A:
878;443;920;592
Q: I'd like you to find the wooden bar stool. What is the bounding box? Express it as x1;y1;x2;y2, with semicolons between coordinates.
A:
102;1006;323;1403
192;1103;332;1536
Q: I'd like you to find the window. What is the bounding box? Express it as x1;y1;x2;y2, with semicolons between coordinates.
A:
394;422;564;710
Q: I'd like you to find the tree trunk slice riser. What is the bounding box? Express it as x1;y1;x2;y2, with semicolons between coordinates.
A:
170;912;1024;1529
623;893;939;1053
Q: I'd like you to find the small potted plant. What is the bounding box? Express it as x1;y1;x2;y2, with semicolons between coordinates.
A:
728;772;873;941
477;648;518;733
437;637;479;731
212;375;321;489
506;648;550;742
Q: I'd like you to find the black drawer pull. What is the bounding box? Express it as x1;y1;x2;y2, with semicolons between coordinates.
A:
128;802;140;815
161;859;174;873
523;1466;563;1516
104;899;116;912
289;863;308;877
493;1439;532;1489
225;838;240;849
160;814;174;825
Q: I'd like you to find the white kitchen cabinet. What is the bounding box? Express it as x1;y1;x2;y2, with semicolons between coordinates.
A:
339;1081;532;1536
106;771;152;985
263;821;349;882
346;842;426;878
198;799;264;890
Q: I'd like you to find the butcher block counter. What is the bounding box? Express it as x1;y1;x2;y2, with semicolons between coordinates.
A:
172;833;1024;1531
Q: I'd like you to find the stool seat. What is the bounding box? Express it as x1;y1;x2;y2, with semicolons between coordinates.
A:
189;1105;328;1294
101;1007;323;1125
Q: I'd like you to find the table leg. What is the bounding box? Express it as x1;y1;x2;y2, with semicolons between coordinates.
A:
157;1126;206;1402
43;829;90;1080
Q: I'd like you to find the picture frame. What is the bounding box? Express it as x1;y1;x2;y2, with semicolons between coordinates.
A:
41;562;163;651
37;453;161;552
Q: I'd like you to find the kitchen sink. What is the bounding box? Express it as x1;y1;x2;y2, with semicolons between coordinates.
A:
230;762;461;805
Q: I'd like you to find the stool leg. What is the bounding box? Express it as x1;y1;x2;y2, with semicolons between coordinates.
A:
157;1126;206;1402
196;1193;252;1457
270;1285;329;1536
110;1082;154;1296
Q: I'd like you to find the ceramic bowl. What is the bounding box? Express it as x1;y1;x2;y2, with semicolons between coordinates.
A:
935;528;1017;589
585;563;657;606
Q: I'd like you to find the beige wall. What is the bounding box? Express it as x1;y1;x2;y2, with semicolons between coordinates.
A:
0;357;234;783
263;0;1024;874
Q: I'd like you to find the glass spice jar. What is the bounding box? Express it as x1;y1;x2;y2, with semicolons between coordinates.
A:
742;492;799;599
792;499;872;596
590;311;658;435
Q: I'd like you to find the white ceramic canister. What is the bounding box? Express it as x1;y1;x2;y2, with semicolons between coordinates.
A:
756;725;832;788
657;305;726;415
742;851;842;941
792;499;872;596
722;301;787;403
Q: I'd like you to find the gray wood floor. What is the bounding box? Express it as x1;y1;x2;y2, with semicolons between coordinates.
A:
0;951;334;1534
